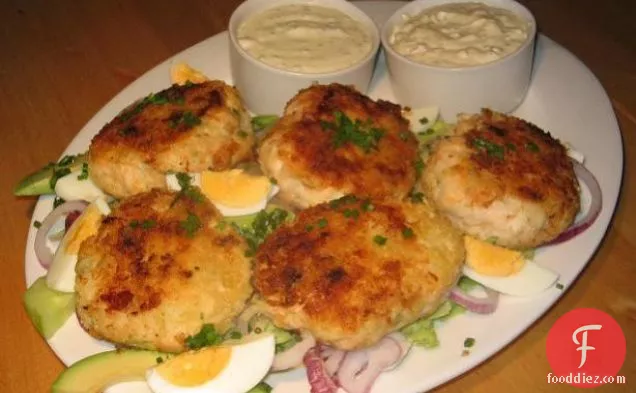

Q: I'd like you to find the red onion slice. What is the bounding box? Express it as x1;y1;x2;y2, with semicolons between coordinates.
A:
321;346;346;377
449;286;499;314
383;333;412;371
271;331;316;372
34;200;88;269
336;337;402;393
545;159;602;246
304;346;339;393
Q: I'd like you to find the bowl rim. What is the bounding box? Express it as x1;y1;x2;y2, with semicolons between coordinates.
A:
228;0;381;78
380;0;538;72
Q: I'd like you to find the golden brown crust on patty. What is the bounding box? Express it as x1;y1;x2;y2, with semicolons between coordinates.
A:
75;189;252;353
253;195;464;350
258;84;420;209
88;81;254;198
421;109;580;249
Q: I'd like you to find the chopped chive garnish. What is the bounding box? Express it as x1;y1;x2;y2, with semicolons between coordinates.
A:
402;227;414;238
373;235;387;245
317;218;328;229
464;337;476;348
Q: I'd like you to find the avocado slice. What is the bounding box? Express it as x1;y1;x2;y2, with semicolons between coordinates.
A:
52;349;168;393
14;153;87;196
23;277;75;339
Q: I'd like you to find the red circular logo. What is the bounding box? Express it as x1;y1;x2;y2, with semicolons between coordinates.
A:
546;308;626;387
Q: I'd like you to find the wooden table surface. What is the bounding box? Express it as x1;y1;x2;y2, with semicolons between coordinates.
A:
1;1;633;392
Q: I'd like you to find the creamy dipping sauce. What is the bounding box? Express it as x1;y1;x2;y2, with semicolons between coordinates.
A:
389;2;530;67
237;4;374;74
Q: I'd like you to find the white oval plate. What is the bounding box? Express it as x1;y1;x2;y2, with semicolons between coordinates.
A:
24;2;623;393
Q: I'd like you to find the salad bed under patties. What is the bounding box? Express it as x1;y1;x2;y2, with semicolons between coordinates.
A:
75;188;253;353
252;195;465;351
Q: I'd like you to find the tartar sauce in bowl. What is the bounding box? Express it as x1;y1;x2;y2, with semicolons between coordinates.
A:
389;2;531;67
237;4;374;74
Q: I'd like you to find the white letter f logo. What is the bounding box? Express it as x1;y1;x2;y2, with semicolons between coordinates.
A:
572;324;602;368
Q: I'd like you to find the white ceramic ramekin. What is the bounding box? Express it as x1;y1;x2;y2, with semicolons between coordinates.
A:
228;0;381;115
381;0;537;120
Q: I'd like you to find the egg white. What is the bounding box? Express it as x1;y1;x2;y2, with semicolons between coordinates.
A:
146;334;275;393
463;262;559;297
55;170;107;202
46;199;109;293
165;172;279;217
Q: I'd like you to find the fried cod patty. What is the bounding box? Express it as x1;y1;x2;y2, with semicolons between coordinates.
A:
253;195;464;350
421;109;580;249
88;80;254;198
75;189;252;353
258;84;420;209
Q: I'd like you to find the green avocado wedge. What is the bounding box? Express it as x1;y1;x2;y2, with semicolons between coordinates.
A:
23;277;75;339
51;349;168;393
14;152;87;196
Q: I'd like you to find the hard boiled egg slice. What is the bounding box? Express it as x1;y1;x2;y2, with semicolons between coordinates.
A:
403;106;440;133
46;198;110;292
462;236;559;297
146;334;275;393
166;170;279;217
54;169;107;203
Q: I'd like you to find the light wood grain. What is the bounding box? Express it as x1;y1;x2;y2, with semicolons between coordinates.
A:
0;1;633;392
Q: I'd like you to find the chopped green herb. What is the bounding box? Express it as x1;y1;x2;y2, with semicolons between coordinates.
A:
485;236;499;245
171;111;201;128
556;283;564;290
215;221;228;231
269;177;278;185
320;111;385;153
176;172;192;189
414;158;425;177
329;195;358;209
409;191;424;203
180;212;202;238
77;162;89;180
525;141;540;152
185;324;223;349
223;329;243;341
506;142;517;151
305;224;314;232
251;115;279;133
171;172;205;205
419;116;429;125
237;130;249;138
402;227;414;238
464;337;476;348
472;137;504;159
184;80;195;87
247;382;273;393
33;221;42;229
522;248;536;260
343;208;360;219
233;208;290;256
317;218;328;229
130;219;156;229
373;235;387;246
361;199;375;212
156;356;164;364
53;196;65;208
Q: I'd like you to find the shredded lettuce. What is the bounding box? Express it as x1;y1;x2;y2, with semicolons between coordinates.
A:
401;276;485;348
417;120;452;145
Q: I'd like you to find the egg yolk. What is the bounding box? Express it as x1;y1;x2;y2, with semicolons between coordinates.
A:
201;169;272;208
156;346;231;387
464;236;525;277
64;204;103;254
170;62;210;85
